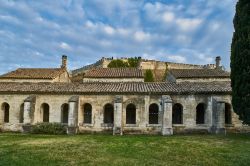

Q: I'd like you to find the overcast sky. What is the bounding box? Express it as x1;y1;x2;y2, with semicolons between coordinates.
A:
0;0;237;74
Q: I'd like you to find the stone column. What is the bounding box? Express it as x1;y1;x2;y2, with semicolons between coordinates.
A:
67;96;79;134
161;95;173;136
212;101;225;134
22;96;36;133
205;96;213;127
113;96;123;135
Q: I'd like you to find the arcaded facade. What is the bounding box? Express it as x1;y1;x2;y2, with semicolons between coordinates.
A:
0;55;248;135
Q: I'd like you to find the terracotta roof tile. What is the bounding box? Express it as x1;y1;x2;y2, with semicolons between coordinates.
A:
84;68;144;78
0;81;231;94
0;68;66;79
169;69;230;79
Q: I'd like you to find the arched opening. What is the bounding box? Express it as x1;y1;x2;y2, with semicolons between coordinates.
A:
83;103;92;124
196;103;205;124
61;103;69;124
172;103;183;124
126;104;136;124
104;104;114;124
41;103;49;122
2;103;10;123
225;103;232;124
149;103;159;124
20;103;24;123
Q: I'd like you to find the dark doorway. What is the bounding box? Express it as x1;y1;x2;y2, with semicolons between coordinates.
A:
104;104;114;124
84;103;92;124
61;104;69;124
42;103;49;122
2;103;10;123
172;103;183;124
196;103;205;124
20;103;24;123
225;103;232;124
149;103;159;124
126;104;136;124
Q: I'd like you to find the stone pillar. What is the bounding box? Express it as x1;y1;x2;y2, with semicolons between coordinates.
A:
67;96;79;134
22;96;36;133
113;96;123;135
205;96;213;127
212;101;225;134
161;95;173;136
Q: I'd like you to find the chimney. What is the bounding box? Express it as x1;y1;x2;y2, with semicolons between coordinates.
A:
61;55;67;69
215;56;221;69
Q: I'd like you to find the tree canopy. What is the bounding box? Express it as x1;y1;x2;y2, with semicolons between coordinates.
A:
231;0;250;124
108;57;141;68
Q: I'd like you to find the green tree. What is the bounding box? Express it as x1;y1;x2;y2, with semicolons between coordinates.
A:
231;0;250;124
144;69;154;82
108;59;129;68
128;57;140;67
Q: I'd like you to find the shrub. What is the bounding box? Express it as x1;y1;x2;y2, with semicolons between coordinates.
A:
31;122;67;135
144;69;154;82
108;59;129;68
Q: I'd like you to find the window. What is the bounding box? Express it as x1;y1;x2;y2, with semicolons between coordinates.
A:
104;104;114;124
196;103;205;124
41;103;49;122
225;103;232;124
149;103;159;124
172;103;183;124
61;104;69;124
126;104;136;124
84;103;92;124
2;103;10;123
20;103;24;123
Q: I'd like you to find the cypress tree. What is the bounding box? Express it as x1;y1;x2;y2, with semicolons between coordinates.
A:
144;69;154;82
231;0;250;124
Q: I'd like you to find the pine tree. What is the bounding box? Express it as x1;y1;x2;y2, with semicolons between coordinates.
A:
231;0;250;124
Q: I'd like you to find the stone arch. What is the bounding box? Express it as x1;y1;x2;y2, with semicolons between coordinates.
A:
126;103;136;124
225;103;232;124
103;103;114;124
83;103;92;124
1;102;10;123
172;103;183;124
149;103;159;124
41;103;49;122
20;103;24;123
61;103;69;124
196;103;206;124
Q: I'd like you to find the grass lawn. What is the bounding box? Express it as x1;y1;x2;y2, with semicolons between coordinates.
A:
0;133;250;166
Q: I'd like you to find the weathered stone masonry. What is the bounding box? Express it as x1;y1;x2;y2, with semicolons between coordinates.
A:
0;82;244;135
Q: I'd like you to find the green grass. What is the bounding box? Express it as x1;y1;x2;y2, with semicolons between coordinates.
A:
0;133;250;166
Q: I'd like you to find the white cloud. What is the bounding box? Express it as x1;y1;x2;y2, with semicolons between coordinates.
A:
134;31;150;42
60;42;72;50
162;12;175;23
167;55;187;63
103;25;115;35
176;18;203;31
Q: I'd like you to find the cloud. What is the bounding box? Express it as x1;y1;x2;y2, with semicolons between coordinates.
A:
167;55;187;63
0;0;237;74
134;31;151;42
176;18;203;31
60;42;72;50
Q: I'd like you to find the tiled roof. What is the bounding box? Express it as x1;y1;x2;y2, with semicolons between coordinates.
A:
84;68;144;78
0;68;66;79
0;81;231;94
169;69;230;79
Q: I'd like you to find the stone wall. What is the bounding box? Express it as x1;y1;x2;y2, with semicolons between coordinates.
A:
0;93;247;134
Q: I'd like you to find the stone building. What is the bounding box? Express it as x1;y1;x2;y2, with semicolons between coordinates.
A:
0;55;248;135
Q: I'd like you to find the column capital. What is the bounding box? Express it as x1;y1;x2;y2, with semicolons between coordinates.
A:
162;95;172;103
114;95;122;103
24;95;36;102
69;96;79;102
